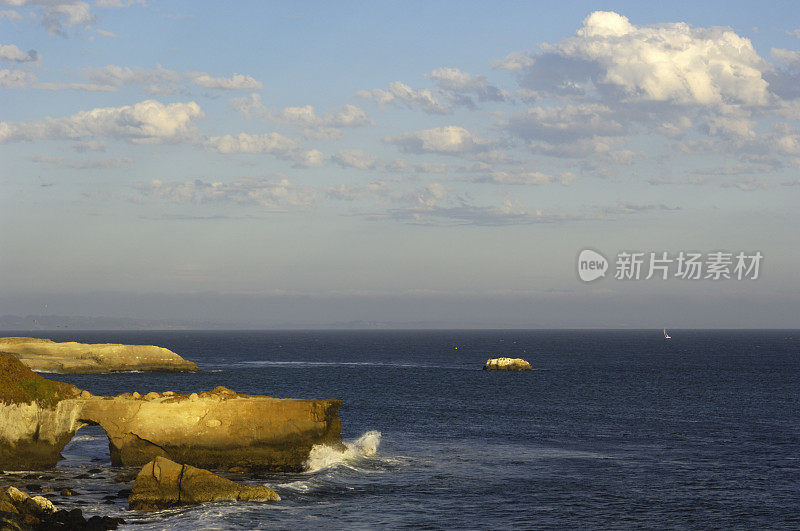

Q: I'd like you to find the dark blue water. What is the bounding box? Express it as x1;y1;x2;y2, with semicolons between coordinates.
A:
4;330;799;529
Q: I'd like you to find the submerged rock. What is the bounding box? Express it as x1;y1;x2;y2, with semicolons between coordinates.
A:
0;485;124;530
0;352;343;472
129;456;279;511
483;357;532;371
0;336;199;373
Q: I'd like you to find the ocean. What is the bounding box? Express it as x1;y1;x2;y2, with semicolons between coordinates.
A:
2;330;798;529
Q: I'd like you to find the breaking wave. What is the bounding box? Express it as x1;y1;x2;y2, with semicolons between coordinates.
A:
304;430;382;473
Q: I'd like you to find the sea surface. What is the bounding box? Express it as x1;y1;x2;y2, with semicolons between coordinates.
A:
2;330;799;529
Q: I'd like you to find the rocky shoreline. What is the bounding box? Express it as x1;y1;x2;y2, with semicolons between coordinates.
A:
0;337;199;373
0;342;344;521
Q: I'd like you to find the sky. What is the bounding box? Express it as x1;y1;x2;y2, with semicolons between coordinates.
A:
1;0;799;328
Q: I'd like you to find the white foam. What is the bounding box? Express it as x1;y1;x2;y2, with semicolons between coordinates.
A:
304;430;382;473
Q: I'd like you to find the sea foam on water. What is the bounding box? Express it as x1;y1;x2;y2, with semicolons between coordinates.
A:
304;431;382;473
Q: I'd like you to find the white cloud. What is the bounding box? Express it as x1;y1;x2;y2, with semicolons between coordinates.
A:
332;149;377;170
34;81;116;91
0;99;204;144
204;132;297;155
428;67;506;102
504;103;624;142
291;149;325;168
204;131;325;168
29;154;132;169
232;93;371;128
85;65;263;93
0;43;38;63
356;81;453;115
41;1;95;36
385;126;493;155
473;170;554;185
188;72;263;91
87;64;181;86
0;68;34;88
771;48;800;70
95;28;117;38
498;11;771;106
133;177;316;210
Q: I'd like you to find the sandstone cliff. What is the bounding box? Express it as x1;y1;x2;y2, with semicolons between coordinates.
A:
0;337;199;373
0;353;342;472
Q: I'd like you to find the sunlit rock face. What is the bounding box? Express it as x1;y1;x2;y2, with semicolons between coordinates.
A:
483;357;532;371
0;353;343;472
129;456;280;511
0;337;199;373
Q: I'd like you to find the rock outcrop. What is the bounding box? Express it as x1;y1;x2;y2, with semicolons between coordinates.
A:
0;353;343;472
484;357;532;371
0;485;124;530
129;456;279;511
0;337;199;373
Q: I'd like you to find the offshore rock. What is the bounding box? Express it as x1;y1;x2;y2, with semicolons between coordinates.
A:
129;456;279;511
0;353;343;472
0;337;199;373
483;357;533;371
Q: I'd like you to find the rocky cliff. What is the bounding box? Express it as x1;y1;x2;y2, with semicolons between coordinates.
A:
0;353;342;472
0;337;199;373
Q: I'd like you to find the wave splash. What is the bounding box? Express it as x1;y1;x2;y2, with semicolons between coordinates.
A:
304;431;382;473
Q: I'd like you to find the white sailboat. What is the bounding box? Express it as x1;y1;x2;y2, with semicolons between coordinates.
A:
663;328;671;339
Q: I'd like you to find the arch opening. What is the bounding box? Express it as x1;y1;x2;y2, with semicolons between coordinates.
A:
56;422;111;470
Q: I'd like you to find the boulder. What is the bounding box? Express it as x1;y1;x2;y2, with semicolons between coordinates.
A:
0;485;124;530
0;337;199;373
0;352;343;472
129;456;279;511
484;357;532;371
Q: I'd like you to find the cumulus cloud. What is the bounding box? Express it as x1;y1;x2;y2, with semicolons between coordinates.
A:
504;103;624;142
188;72;263;91
133;177;316;210
427;67;506;104
0;99;204;144
87;64;181;86
33;1;95;36
204;132;297;155
356;81;453;115
332;148;377;170
385;126;494;155
496;11;771;106
232;93;372;130
0;43;39;63
84;65;263;93
203;131;323;167
0;68;34;88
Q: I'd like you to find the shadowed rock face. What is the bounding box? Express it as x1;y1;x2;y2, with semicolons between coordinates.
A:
483;357;533;371
129;456;280;511
0;353;343;472
0;337;199;373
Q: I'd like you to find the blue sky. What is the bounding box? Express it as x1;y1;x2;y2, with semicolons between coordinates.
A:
1;1;799;328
